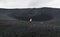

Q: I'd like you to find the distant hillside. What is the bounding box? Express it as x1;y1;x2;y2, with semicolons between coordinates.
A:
0;7;60;21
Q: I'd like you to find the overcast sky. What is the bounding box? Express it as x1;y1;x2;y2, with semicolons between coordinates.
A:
0;0;60;9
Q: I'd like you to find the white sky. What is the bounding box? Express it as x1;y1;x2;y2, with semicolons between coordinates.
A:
0;0;60;9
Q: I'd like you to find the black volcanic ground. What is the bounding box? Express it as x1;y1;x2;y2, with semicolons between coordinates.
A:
0;7;60;37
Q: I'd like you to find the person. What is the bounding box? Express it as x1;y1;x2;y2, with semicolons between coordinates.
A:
29;18;32;23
